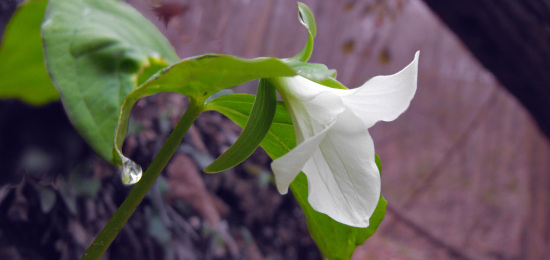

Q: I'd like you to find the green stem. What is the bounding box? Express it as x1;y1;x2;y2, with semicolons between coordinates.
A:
81;99;204;260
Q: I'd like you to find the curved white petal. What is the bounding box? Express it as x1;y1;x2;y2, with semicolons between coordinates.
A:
302;109;380;227
271;121;333;194
274;78;344;142
271;90;343;194
342;51;419;128
272;76;335;101
271;108;380;227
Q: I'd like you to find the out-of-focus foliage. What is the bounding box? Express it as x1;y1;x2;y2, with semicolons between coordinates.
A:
0;0;59;105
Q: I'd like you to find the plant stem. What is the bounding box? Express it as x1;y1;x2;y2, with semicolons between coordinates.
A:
81;99;204;260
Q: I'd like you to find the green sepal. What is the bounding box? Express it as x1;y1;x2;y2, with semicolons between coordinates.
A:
204;79;277;173
286;60;336;81
288;2;316;62
284;60;345;89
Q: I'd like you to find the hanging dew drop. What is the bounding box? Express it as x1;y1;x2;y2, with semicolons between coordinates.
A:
121;158;142;185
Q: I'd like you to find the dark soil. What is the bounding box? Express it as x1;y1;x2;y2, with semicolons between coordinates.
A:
0;95;321;260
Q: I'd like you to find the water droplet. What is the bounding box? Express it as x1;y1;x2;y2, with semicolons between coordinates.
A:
121;158;142;185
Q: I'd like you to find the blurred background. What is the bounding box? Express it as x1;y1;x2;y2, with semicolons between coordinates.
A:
1;0;549;259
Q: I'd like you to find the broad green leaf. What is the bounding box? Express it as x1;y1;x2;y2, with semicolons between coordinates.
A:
204;79;277;173
42;0;179;162
0;0;59;105
289;3;316;62
113;55;296;165
205;94;387;260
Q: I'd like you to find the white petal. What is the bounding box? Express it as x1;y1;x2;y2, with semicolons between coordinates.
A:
302;109;380;227
343;51;419;128
273;79;345;142
270;121;333;194
272;76;334;101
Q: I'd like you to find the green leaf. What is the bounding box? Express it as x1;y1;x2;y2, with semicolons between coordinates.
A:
113;55;296;165
204;79;277;173
42;0;179;162
289;2;316;62
205;94;387;260
0;0;59;105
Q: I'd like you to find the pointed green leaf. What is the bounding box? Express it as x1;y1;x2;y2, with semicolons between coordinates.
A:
0;0;59;105
113;55;296;165
289;2;316;62
205;94;387;259
42;0;179;162
204;79;277;173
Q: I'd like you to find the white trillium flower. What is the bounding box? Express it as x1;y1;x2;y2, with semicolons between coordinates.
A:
270;52;419;227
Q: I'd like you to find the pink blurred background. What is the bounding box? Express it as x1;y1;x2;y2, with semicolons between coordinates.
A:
124;0;550;258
